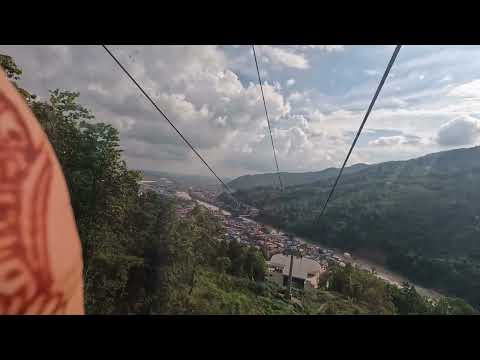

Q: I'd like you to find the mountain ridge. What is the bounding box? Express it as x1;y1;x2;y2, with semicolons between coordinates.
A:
229;163;370;191
230;145;480;191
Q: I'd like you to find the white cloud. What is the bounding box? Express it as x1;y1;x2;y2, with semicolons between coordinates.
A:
375;97;408;109
87;82;110;97
294;45;345;52
1;45;299;175
440;74;453;83
275;126;312;156
368;135;422;147
215;116;227;127
259;45;309;69
436;116;480;146
308;109;326;123
364;69;379;76
286;78;296;87
448;79;480;98
288;91;304;102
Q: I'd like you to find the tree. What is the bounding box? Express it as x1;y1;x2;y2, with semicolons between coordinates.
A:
0;53;35;100
433;297;477;315
217;257;232;274
0;54;22;80
27;87;146;313
228;240;246;277
244;247;266;281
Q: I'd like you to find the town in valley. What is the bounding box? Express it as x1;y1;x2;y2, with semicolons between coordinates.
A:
139;175;428;295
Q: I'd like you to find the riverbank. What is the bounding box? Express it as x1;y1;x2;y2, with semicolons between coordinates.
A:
176;191;232;216
176;191;442;299
259;224;443;299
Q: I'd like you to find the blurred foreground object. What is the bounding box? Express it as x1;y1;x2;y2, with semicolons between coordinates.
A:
0;69;84;314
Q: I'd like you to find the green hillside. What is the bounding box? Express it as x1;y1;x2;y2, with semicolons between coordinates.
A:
233;146;480;309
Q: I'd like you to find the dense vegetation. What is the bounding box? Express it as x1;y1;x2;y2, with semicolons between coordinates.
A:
317;263;476;315
2;53;476;315
233;147;480;310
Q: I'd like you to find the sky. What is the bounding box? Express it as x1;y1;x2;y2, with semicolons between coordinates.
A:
2;45;480;180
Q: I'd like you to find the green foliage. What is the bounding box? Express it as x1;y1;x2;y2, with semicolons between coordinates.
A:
306;264;477;315
0;54;22;80
0;53;35;100
149;205;268;314
324;263;396;314
165;268;296;315
29;88;145;313
235;147;480;310
431;296;478;315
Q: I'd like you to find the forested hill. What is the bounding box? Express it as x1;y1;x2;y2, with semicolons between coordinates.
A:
228;163;369;191
234;145;480;309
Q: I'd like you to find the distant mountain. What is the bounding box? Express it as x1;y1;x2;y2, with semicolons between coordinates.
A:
228;163;370;191
234;146;480;309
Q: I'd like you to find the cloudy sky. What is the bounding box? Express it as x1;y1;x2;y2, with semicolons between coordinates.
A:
2;45;480;179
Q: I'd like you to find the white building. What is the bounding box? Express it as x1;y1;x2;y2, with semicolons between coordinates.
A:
267;254;327;290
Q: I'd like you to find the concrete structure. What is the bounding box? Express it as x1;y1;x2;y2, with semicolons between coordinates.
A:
267;254;327;290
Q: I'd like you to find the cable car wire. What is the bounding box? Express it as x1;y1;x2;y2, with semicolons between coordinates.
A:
101;45;241;206
252;45;284;191
318;45;402;217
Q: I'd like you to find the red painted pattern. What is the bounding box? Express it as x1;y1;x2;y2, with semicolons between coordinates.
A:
0;92;66;314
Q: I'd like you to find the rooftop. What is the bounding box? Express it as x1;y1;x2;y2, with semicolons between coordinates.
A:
268;254;323;280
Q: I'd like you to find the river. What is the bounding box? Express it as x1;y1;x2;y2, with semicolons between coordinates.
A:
176;191;231;216
264;224;442;299
175;191;441;299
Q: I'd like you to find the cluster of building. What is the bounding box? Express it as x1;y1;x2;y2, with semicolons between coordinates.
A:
180;188;358;289
139;178;177;197
188;189;218;204
142;178;356;291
